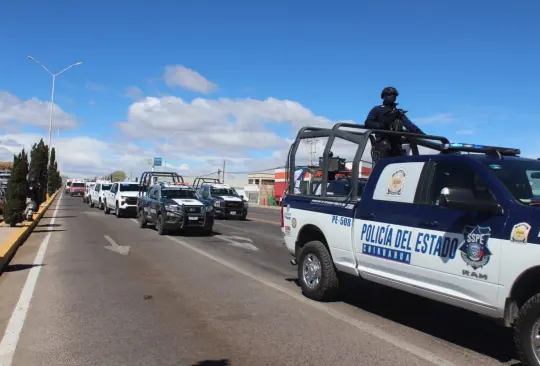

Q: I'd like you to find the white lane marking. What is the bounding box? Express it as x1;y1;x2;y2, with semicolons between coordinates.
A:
214;235;258;251
130;219;138;224
164;234;456;366
104;235;130;256
0;193;63;366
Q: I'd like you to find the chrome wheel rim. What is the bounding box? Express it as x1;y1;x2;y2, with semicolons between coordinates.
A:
302;253;321;289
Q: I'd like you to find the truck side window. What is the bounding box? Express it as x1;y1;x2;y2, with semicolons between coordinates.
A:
428;162;496;205
149;187;157;199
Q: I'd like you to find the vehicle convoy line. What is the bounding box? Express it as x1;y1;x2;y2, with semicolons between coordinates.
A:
124;218;456;366
0;193;62;366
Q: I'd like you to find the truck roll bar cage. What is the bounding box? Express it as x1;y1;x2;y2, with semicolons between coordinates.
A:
138;171;185;196
286;123;451;200
192;177;221;189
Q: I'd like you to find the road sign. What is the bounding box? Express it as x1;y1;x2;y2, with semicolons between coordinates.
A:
153;157;162;167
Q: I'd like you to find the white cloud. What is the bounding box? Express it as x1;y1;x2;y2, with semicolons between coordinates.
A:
124;86;144;101
0;91;78;129
163;65;218;94
86;81;106;91
415;113;455;125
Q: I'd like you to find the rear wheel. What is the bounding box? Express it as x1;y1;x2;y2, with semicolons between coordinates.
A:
298;240;340;302
514;293;540;365
90;199;95;208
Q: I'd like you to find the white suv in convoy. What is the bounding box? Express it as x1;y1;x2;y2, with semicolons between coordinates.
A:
103;181;139;217
89;181;112;210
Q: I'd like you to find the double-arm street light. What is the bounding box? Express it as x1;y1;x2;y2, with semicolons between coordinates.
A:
27;56;83;152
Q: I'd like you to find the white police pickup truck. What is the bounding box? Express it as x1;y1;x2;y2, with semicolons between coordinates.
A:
103;181;139;217
281;122;540;365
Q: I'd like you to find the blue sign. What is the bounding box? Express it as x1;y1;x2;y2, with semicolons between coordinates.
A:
153;157;162;167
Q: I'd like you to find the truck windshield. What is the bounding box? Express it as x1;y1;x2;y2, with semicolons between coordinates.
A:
120;183;139;191
101;184;112;191
484;160;540;204
72;182;85;187
211;188;238;196
162;189;198;199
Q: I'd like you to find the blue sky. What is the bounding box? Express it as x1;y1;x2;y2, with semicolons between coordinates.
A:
0;0;539;177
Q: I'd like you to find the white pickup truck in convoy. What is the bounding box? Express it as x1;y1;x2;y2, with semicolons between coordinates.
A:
89;181;112;210
103;181;139;217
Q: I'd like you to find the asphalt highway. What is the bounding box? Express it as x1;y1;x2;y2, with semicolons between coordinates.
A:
0;194;522;365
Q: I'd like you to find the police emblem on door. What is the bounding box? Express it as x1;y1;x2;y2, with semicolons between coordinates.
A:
387;168;407;196
510;222;531;243
458;225;492;270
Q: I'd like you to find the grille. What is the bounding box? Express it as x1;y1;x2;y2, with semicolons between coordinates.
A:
226;201;243;209
184;206;203;214
125;197;138;205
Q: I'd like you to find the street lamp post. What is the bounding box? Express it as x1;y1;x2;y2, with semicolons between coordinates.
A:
163;132;181;169
27;56;83;151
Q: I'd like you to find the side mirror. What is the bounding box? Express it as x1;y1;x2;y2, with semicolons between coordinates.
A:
240;195;244;199
439;187;504;215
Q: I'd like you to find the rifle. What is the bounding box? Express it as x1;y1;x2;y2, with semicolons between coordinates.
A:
381;108;408;132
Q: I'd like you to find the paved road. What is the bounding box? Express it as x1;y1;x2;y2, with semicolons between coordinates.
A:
0;194;521;365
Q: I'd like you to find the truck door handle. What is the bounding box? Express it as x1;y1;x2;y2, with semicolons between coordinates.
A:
420;220;438;227
359;213;375;220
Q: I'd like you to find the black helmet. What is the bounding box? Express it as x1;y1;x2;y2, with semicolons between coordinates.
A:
381;87;399;98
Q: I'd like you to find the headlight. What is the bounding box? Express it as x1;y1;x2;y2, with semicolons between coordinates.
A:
121;196;128;200
213;200;221;207
165;204;181;212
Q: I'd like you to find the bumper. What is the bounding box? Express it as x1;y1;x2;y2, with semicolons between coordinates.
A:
70;190;85;196
214;207;248;218
283;235;296;257
163;211;213;229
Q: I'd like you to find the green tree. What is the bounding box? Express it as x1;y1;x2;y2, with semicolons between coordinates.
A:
47;147;57;196
110;170;127;182
29;139;49;205
4;149;29;226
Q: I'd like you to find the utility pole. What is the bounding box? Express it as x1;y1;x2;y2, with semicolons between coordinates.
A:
222;160;226;184
217;169;222;183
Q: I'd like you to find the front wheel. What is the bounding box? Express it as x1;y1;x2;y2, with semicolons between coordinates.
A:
298;240;340;302
156;214;166;235
240;213;247;220
138;210;147;228
514;293;540;365
115;205;122;218
90;200;95;208
104;201;110;214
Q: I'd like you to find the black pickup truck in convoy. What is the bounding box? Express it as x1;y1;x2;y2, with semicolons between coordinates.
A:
136;172;214;235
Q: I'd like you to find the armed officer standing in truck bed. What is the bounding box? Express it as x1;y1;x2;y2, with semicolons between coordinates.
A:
365;87;425;163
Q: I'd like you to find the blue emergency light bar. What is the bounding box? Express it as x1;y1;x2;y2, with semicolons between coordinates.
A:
441;142;520;156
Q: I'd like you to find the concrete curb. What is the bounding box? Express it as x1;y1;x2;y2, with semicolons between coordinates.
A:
0;190;60;273
251;204;281;211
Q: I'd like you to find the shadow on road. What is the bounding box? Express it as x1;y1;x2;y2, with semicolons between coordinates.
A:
3;264;44;272
170;230;223;238
32;229;66;233
37;223;61;227
191;360;229;366
285;276;519;364
42;215;76;219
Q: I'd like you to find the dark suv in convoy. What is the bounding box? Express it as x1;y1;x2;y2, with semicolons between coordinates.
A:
197;183;248;220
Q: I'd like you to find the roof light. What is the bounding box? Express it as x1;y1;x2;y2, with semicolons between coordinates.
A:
442;142;520;156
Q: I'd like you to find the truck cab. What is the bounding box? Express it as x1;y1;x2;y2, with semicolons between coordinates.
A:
282;123;540;366
197;183;248;219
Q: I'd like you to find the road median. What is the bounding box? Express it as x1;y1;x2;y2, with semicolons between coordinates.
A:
0;190;60;273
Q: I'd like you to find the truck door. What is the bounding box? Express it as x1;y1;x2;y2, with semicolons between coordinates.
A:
108;184;118;209
93;184;100;202
354;161;425;282
148;187;160;222
413;160;504;313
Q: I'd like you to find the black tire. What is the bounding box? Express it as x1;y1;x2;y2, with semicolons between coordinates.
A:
99;200;104;210
90;200;95;208
514;293;540;365
297;240;339;302
104;201;110;214
138;210;147;228
156;214;165;235
240;213;247;220
115;205;122;218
